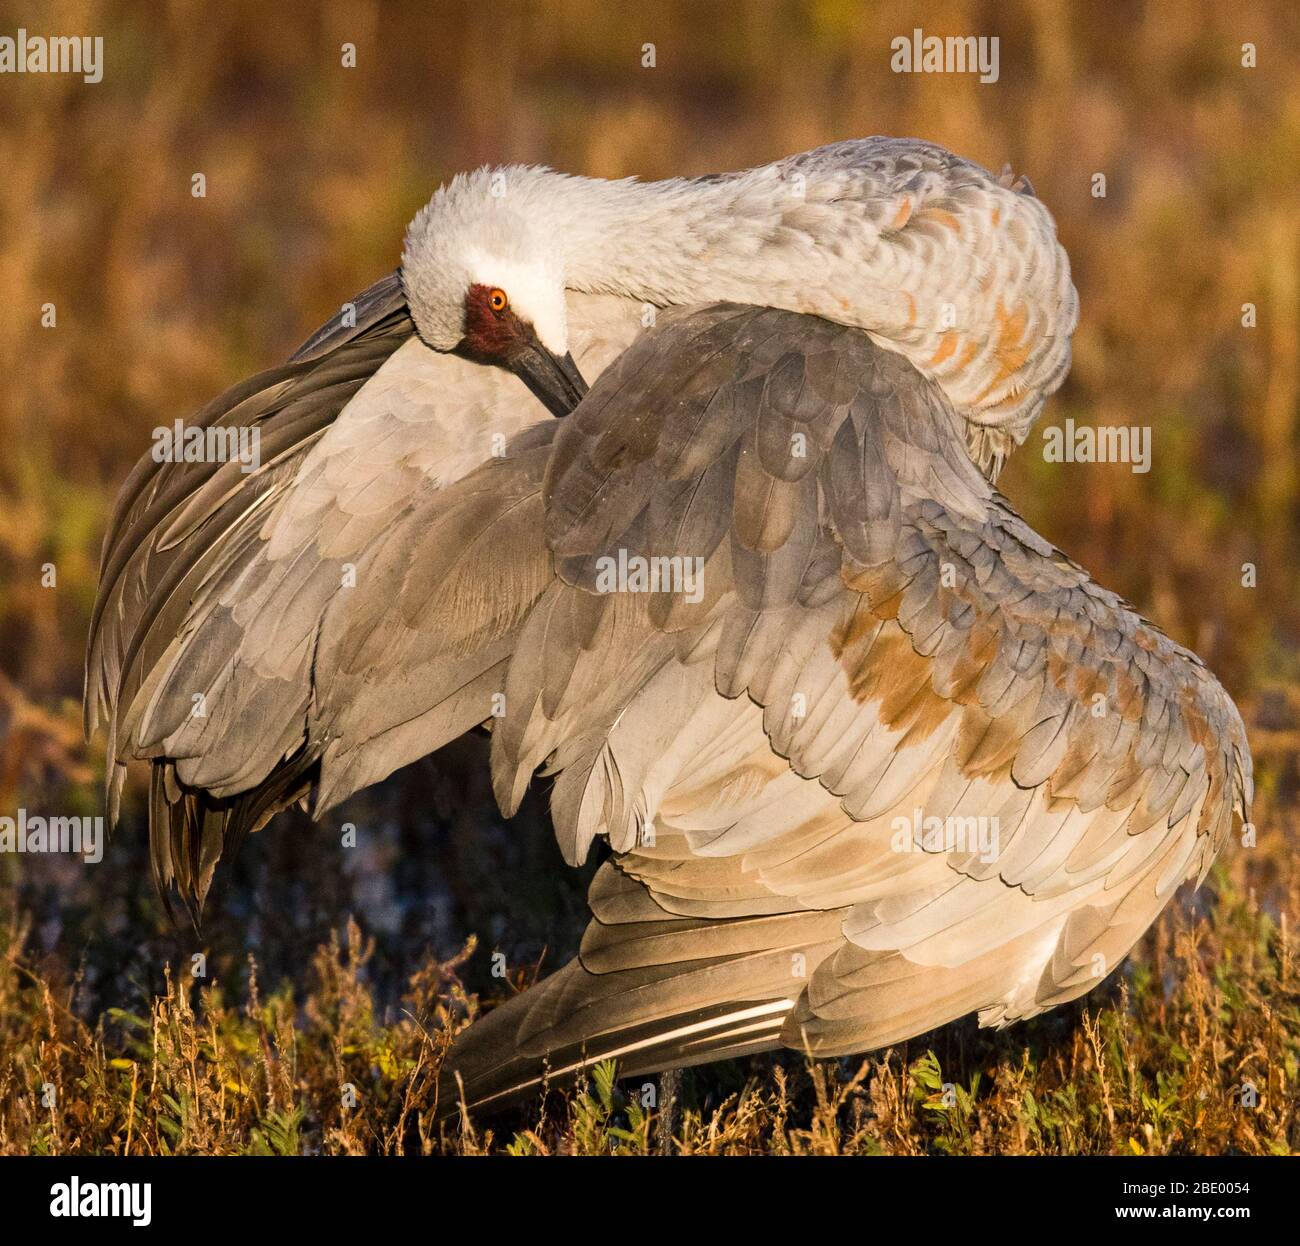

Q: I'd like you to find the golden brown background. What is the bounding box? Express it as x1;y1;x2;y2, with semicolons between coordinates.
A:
0;0;1297;1154
3;0;1298;732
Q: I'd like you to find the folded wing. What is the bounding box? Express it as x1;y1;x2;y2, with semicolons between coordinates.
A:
444;303;1251;1111
88;276;638;918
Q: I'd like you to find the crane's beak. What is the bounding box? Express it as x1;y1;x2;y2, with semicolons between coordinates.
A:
510;341;589;417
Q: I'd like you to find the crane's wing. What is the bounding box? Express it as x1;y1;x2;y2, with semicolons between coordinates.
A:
87;273;637;919
443;303;1252;1113
87;274;411;809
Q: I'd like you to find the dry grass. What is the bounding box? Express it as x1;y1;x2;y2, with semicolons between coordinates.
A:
2;864;1296;1156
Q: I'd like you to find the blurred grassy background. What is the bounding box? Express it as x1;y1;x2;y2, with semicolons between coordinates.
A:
0;0;1297;1153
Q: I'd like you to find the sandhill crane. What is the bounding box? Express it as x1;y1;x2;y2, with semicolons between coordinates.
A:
86;139;1251;1117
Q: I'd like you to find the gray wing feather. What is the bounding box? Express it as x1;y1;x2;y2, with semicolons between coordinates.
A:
448;303;1252;1111
87;274;422;915
89;279;642;922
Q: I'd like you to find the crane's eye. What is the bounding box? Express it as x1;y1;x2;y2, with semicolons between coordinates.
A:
488;288;509;314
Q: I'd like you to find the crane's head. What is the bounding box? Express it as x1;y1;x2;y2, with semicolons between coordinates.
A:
400;167;588;416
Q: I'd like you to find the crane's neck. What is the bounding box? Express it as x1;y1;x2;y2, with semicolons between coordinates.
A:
554;171;829;313
544;167;1076;460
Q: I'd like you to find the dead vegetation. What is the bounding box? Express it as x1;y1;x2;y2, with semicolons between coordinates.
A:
2;863;1296;1156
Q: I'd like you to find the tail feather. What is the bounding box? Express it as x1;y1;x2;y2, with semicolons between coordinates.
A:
149;749;318;927
439;961;794;1121
438;897;845;1121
